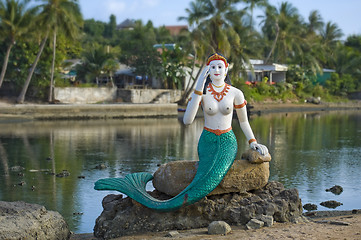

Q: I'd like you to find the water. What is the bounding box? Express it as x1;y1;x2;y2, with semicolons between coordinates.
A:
0;110;360;233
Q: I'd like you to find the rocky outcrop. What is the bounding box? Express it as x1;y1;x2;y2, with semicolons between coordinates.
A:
0;201;70;240
153;149;271;196
94;181;303;239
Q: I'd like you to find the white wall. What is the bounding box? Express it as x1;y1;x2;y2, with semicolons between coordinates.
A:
54;87;117;104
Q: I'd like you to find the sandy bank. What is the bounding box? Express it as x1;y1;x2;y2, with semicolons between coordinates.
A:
71;210;361;240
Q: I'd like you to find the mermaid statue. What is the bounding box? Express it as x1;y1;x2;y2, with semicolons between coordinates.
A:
94;53;268;211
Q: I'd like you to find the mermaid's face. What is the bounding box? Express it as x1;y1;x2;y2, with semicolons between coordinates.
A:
209;60;227;82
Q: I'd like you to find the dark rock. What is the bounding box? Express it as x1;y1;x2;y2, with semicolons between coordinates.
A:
94;181;303;239
320;200;343;209
326;185;343;195
10;166;25;172
17;181;26;186
246;219;264;230
208;221;231;235
303;203;317;211
0;201;70;240
95;164;107;170
56;170;70;177
260;214;274;227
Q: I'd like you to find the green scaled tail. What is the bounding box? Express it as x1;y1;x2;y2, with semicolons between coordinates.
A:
94;129;238;211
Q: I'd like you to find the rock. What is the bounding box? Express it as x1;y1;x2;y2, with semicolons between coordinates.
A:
241;149;272;164
153;158;270;197
303;203;317;211
320;200;343;209
260;214;274;227
306;97;321;104
10;166;25;172
17;181;26;186
246;219;264;230
56;170;70;177
95;164;107;170
326;185;343;195
94;181;303;239
0;201;70;240
208;221;231;235
165;230;180;237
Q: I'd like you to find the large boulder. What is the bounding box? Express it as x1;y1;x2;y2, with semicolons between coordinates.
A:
94;181;303;239
153;149;271;196
0;201;70;240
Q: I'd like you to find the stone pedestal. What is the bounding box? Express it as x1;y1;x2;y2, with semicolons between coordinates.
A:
153;152;270;197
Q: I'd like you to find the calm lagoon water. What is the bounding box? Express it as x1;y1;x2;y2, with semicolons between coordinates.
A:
0;110;360;233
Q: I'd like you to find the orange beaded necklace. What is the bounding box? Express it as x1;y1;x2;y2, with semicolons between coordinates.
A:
207;83;230;102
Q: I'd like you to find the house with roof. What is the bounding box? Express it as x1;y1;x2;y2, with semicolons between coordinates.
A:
245;60;288;84
116;19;136;30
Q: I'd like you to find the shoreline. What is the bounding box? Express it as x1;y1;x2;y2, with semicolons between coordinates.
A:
0;101;359;122
249;101;361;115
71;209;361;239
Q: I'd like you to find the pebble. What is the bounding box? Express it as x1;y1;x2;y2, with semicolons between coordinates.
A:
95;164;107;169
165;231;180;238
56;170;70;177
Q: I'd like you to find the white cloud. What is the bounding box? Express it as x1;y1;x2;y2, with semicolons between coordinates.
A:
141;0;160;8
104;0;127;14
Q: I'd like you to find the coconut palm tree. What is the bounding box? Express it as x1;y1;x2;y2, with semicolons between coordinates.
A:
16;0;82;103
0;0;36;89
242;0;268;28
260;2;304;64
76;44;119;86
178;0;256;103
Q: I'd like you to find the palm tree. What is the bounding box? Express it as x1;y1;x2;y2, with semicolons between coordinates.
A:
242;0;268;28
260;2;304;64
0;0;36;89
38;0;82;102
17;0;82;104
307;10;324;35
320;21;343;69
76;44;119;86
178;0;254;103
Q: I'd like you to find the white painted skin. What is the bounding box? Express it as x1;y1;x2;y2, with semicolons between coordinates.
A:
183;59;268;155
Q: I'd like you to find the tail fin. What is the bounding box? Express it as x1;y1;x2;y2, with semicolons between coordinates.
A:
94;172;153;194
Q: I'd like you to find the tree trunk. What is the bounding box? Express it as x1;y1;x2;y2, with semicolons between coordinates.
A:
265;20;279;64
17;35;48;104
179;62;204;106
0;43;14;89
49;31;57;102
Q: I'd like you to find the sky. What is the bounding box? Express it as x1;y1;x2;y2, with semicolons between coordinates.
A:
79;0;361;39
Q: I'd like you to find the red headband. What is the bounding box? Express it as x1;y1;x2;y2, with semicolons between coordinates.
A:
206;53;229;68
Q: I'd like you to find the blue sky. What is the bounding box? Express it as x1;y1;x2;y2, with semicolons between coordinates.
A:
79;0;361;39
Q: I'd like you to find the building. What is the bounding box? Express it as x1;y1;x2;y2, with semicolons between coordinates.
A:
246;60;288;84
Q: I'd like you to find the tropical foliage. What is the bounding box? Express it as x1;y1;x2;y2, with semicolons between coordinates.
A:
0;0;360;103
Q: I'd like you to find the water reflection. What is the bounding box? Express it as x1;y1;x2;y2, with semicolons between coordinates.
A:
0;110;360;233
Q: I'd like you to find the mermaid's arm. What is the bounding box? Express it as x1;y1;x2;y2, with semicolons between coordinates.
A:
234;90;268;155
183;66;209;125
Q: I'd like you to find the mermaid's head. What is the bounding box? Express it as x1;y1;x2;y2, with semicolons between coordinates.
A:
206;53;229;68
